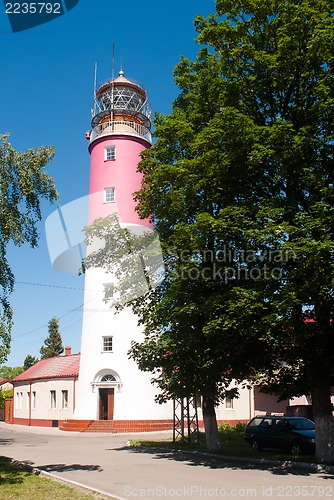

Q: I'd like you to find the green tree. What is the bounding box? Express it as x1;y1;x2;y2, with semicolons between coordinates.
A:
40;317;64;359
0;134;57;364
85;0;334;461
0;389;13;409
23;354;38;371
189;0;334;464
0;365;24;379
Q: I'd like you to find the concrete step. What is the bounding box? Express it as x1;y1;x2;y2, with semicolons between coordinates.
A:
59;419;94;432
64;419;174;433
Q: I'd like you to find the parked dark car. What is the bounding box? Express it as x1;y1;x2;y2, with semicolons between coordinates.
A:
244;416;315;455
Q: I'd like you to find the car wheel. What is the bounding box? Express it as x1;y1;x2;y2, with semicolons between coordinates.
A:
290;442;302;456
251;439;263;451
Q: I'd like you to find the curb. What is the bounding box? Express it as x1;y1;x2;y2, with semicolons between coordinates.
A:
129;444;334;474
4;457;125;500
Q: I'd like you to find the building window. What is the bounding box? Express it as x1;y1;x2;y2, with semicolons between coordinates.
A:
104;187;115;203
101;374;116;382
50;390;56;409
15;392;20;410
103;283;114;300
194;395;202;408
102;336;113;352
26;392;30;410
61;390;68;409
225;396;234;409
32;391;36;410
105;145;116;161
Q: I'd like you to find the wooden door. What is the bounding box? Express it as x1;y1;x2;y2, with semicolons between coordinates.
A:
99;388;114;420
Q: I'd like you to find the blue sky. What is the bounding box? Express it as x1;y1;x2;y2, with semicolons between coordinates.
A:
1;0;215;367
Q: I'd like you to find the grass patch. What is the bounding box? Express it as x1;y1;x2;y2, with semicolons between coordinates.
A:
0;456;99;499
129;422;316;464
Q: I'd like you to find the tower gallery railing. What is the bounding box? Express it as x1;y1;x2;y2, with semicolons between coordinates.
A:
90;120;152;143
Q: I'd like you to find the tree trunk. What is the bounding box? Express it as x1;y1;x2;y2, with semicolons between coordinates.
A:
311;386;334;465
202;383;221;453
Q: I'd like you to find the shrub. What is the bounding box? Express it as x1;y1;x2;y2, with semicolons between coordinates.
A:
0;389;13;409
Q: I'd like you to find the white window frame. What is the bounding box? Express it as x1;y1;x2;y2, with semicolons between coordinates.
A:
102;336;113;352
104;187;115;203
32;391;36;410
50;390;56;409
104;145;116;161
61;390;68;410
225;396;234;409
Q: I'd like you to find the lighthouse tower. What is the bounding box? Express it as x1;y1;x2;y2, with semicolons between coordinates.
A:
73;70;172;430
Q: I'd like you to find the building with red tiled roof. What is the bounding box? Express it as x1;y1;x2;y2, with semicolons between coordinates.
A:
13;353;80;382
11;347;80;427
0;378;13;392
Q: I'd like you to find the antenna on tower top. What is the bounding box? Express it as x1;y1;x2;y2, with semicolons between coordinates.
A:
111;41;115;121
94;62;97;94
93;62;98;116
112;41;115;80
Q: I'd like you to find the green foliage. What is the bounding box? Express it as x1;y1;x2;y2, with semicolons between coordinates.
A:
132;0;334;408
23;354;38;371
0;389;13;409
0;365;24;379
217;422;248;446
0;134;57;365
40;317;64;359
0;457;95;498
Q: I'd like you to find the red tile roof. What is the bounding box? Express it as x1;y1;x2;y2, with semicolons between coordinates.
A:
0;378;11;385
12;354;80;382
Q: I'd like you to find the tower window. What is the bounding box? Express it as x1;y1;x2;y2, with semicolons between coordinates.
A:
105;145;116;161
103;282;114;300
104;187;115;203
102;336;113;352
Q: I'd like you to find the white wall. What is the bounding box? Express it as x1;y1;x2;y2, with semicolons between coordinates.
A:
75;267;173;420
14;378;77;421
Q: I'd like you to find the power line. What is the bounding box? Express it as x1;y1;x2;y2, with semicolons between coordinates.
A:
13;291;104;340
16;281;86;291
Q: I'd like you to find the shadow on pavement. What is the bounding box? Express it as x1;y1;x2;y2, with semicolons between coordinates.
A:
39;463;103;473
21;460;103;473
0;439;15;446
112;445;334;479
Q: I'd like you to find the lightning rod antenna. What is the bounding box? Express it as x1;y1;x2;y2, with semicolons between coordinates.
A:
111;41;115;121
93;62;97;115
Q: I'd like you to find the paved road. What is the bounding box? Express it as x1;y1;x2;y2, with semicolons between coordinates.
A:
0;422;333;499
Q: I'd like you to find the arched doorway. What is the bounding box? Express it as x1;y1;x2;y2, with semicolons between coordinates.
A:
92;370;122;421
99;374;115;420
